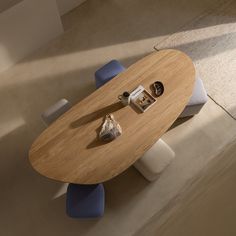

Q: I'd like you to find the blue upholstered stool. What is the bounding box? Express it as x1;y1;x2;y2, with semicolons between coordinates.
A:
66;183;105;218
95;60;125;89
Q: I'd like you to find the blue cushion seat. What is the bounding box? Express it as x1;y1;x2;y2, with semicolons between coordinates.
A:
95;60;125;89
66;183;105;218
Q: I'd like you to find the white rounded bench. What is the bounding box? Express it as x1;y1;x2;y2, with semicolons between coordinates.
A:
180;77;208;118
134;139;175;181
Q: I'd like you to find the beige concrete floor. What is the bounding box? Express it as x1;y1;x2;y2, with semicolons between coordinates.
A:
136;139;236;236
0;0;236;235
154;0;236;119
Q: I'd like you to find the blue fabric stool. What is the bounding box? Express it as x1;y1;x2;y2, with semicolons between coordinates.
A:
66;183;105;218
95;60;125;89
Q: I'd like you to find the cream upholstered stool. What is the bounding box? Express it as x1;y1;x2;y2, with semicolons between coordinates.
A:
133;78;206;181
41;98;71;126
134;139;175;181
179;77;207;118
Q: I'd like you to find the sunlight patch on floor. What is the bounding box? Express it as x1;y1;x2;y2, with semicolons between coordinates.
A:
0;116;25;139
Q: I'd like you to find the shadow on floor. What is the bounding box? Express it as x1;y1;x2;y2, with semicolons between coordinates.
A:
1;0;233;65
0;0;236;233
39;0;236;60
70;102;123;128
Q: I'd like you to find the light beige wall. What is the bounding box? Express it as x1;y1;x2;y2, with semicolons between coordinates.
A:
0;0;23;13
56;0;87;15
0;0;63;73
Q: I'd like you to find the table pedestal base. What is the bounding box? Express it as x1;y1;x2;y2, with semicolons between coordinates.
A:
134;139;175;181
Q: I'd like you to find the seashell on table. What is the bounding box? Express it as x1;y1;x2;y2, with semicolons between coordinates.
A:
99;114;122;142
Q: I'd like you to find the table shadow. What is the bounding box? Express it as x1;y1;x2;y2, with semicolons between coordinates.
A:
70;101;143;149
86;126;109;149
168;116;193;131
70;102;123;129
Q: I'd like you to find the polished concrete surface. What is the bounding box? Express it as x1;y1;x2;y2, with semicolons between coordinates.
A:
136;139;236;236
0;0;236;235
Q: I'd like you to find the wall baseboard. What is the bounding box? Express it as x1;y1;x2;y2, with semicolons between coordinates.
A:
56;0;87;16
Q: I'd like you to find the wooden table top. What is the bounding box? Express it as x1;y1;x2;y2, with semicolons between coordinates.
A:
29;49;195;184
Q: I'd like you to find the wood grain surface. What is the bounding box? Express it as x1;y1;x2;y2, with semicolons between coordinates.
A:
29;49;195;184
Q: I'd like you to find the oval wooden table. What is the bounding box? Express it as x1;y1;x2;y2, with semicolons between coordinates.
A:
29;49;195;184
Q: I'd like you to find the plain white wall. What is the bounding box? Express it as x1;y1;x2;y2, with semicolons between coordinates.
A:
56;0;86;15
0;0;63;73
